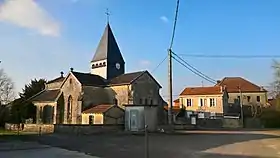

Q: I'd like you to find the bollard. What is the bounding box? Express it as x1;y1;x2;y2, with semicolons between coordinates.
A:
38;126;42;136
145;125;149;158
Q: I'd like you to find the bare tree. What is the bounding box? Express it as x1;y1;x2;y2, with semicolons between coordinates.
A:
0;69;15;104
271;60;280;98
248;103;262;118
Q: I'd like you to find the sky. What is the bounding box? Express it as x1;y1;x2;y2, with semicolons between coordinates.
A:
0;0;279;100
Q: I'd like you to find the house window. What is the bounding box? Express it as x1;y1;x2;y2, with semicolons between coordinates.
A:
186;99;192;107
200;98;204;106
209;98;215;107
237;96;240;101
247;96;251;102
89;115;94;125
257;96;261;102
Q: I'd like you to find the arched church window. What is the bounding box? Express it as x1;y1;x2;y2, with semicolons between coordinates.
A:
99;63;102;66
114;98;118;105
92;64;95;68
67;96;73;122
103;62;106;65
69;79;72;85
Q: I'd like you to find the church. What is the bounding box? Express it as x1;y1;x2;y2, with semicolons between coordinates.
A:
30;23;165;125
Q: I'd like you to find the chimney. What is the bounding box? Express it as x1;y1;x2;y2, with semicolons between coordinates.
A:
60;71;64;77
70;68;74;72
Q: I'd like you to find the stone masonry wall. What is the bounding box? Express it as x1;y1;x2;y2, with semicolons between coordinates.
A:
5;123;54;133
54;124;124;135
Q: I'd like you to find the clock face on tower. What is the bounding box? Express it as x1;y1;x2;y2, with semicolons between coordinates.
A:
116;63;120;69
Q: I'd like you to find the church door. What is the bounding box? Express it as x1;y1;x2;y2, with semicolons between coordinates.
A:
130;110;139;131
89;115;94;125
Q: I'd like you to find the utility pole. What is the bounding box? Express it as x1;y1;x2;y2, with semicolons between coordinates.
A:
238;85;244;127
168;49;173;125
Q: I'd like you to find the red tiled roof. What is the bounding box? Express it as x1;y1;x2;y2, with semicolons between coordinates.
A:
164;106;181;114
82;104;114;114
216;77;266;93
180;86;223;95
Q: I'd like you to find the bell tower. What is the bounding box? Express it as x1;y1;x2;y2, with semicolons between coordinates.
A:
90;23;125;80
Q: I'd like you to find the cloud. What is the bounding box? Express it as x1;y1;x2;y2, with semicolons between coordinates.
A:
139;60;151;67
160;16;169;23
0;0;60;37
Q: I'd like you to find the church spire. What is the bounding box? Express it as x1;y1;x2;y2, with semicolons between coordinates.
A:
90;21;125;80
91;24;124;63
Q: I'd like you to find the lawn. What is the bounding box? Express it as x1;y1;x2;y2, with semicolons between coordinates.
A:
0;129;21;135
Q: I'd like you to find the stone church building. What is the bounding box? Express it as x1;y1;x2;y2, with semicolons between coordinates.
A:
30;24;165;124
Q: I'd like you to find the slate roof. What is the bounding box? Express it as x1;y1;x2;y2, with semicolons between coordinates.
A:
91;24;124;63
72;71;107;87
215;77;266;93
47;76;65;84
82;104;114;114
180;86;223;95
32;89;61;102
109;71;145;86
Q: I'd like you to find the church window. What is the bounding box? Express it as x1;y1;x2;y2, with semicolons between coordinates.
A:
150;99;153;105
145;99;148;105
103;62;106;65
139;98;143;104
92;64;95;68
99;63;102;66
69;79;72;85
114;98;118;105
67;96;73;122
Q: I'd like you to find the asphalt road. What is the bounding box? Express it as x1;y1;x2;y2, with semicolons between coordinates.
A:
1;130;280;158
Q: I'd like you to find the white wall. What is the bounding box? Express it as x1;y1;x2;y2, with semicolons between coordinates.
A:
90;59;107;79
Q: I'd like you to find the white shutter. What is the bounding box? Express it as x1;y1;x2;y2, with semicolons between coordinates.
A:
208;98;211;107
198;98;201;106
215;98;217;107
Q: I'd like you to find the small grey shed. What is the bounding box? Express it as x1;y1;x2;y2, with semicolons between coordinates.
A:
124;104;159;132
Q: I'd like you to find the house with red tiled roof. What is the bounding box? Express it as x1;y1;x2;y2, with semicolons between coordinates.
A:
215;77;268;107
178;86;228;118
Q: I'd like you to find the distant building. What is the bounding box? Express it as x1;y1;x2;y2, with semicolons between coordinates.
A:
178;86;228;118
216;77;268;106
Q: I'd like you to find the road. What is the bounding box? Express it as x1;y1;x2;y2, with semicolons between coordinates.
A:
1;130;280;158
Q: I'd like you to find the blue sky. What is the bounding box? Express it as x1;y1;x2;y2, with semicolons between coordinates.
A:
0;0;279;99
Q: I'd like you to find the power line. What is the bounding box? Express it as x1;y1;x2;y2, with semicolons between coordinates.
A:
151;55;168;73
176;54;280;59
173;56;217;84
169;0;180;49
172;52;217;83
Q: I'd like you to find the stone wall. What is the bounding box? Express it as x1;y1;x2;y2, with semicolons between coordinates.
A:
222;118;242;128
5;123;54;133
54;124;124;135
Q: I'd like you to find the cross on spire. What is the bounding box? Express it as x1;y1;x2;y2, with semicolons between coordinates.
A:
105;8;111;24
